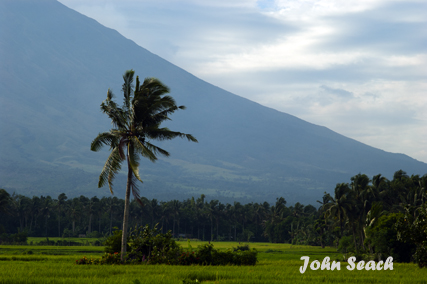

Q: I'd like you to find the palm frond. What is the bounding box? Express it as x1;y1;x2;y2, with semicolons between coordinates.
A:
131;136;159;162
98;147;124;194
118;137;128;160
101;99;128;130
128;142;142;182
91;131;119;152
147;127;198;142
122;70;135;113
107;88;114;101
139;77;170;97
144;141;170;158
129;175;143;206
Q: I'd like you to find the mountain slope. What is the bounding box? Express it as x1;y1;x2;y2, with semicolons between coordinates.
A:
1;0;426;204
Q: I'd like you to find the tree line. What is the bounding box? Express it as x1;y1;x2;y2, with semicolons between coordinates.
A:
1;170;425;251
0;189;315;242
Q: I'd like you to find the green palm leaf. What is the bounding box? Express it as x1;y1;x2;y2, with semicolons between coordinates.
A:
98;147;123;194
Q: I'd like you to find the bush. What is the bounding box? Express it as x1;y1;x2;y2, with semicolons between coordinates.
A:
104;228;128;254
178;251;199;265
233;244;250;251
0;231;28;245
77;224;258;266
127;224;181;264
337;236;355;254
195;243;257;266
37;237;55;246
101;252;122;264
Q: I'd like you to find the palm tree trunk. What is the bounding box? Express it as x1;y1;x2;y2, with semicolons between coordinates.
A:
359;230;366;250
110;210;113;235
161;218;164;234
58;213;61;237
121;156;132;263
173;217;176;237
210;217;213;241
352;225;358;252
45;216;48;237
89;214;92;234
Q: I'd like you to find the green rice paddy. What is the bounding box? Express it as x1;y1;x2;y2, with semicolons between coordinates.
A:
0;241;425;283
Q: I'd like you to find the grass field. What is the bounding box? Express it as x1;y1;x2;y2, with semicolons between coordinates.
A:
0;241;426;283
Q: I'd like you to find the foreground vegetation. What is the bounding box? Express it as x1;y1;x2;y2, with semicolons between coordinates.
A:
0;242;425;284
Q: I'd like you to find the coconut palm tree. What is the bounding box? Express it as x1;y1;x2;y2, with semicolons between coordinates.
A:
56;193;67;237
91;70;197;262
0;189;12;215
324;183;355;239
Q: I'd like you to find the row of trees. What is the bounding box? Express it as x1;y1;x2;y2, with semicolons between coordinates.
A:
0;189;316;243
1;170;426;264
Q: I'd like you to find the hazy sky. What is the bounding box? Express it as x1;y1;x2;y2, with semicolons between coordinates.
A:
58;0;427;163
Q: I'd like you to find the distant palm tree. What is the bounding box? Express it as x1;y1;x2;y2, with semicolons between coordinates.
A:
56;193;67;237
169;200;181;237
324;183;354;239
0;189;11;215
91;70;197;262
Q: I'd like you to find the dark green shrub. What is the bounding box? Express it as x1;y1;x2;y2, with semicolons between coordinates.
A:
236;249;258;265
233;244;250;251
104;229;128;254
0;231;28;245
11;231;28;244
337;236;354;254
75;256;91;265
178;251;199;265
101;252;122;264
0;233;11;244
92;239;102;246
37;237;55;246
127;224;181;264
196;244;215;265
196;243;257;266
78;224;258;266
212;249;235;265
